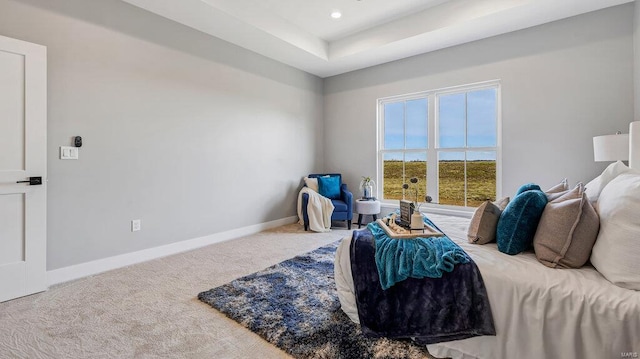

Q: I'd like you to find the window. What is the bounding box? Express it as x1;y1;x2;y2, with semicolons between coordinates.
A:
378;81;500;208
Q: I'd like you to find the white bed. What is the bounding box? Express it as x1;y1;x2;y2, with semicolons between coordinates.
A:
335;121;640;359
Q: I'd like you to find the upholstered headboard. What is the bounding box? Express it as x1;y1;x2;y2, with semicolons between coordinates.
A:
630;121;640;170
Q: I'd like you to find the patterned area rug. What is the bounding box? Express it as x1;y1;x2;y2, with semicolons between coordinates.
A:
198;241;435;359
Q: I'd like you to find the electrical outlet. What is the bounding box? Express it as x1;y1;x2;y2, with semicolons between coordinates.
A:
131;219;141;232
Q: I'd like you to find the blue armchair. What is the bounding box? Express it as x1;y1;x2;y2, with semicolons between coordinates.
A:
302;173;353;230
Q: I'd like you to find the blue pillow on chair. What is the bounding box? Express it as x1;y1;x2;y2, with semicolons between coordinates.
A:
497;189;548;255
318;176;341;200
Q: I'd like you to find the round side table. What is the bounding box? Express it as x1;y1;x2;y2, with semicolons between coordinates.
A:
355;199;381;228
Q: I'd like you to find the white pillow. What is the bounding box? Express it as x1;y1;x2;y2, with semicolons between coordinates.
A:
590;172;640;290
304;177;319;192
585;161;630;203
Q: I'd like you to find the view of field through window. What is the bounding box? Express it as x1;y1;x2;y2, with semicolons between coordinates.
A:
380;85;498;208
383;160;496;207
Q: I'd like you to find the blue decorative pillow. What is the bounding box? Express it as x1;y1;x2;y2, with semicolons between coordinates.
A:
496;190;548;255
516;183;541;196
318;176;341;199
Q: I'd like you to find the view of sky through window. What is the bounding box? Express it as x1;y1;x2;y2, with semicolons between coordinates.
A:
384;88;496;158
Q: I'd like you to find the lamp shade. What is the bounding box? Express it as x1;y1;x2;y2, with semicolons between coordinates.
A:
593;133;629;162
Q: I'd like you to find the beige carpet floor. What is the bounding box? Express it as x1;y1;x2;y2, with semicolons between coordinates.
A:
0;223;353;359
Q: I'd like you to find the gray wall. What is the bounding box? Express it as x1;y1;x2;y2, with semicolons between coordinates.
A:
0;0;635;271
635;1;640;121
324;5;634;200
0;0;324;270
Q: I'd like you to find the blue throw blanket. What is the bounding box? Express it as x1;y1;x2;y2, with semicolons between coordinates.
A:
368;217;469;290
350;220;495;345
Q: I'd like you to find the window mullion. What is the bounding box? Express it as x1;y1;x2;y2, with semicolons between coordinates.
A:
403;101;407;197
378;101;384;199
427;95;438;204
464;93;468;207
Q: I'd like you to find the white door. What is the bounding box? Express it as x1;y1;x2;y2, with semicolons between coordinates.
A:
0;35;47;302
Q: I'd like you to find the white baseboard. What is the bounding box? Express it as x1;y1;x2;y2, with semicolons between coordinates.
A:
47;216;298;286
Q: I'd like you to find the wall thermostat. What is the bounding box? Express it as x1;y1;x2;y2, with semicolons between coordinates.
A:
74;136;82;147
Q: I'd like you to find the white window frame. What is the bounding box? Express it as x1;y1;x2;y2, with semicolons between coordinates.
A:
377;80;502;210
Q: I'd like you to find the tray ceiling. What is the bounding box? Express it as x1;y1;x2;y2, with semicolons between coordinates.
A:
121;0;634;77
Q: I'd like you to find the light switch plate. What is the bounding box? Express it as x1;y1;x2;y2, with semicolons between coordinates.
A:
131;219;141;232
60;146;79;160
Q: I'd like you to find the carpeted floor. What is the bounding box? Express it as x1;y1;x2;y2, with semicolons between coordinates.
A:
0;223;351;358
198;241;434;359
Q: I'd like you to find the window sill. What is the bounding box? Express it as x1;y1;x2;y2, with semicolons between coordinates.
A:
378;201;474;219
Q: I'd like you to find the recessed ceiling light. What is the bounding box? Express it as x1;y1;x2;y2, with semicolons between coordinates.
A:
331;10;342;19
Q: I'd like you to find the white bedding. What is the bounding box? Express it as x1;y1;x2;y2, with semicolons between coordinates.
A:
334;213;640;359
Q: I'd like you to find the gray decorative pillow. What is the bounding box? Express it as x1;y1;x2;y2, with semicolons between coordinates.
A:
533;183;600;268
545;178;569;201
493;197;510;210
468;197;510;244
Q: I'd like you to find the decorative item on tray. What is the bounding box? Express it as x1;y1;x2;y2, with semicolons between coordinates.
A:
399;200;413;227
378;214;443;239
401;177;432;229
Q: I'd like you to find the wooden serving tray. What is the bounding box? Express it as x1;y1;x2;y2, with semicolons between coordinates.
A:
375;219;444;239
